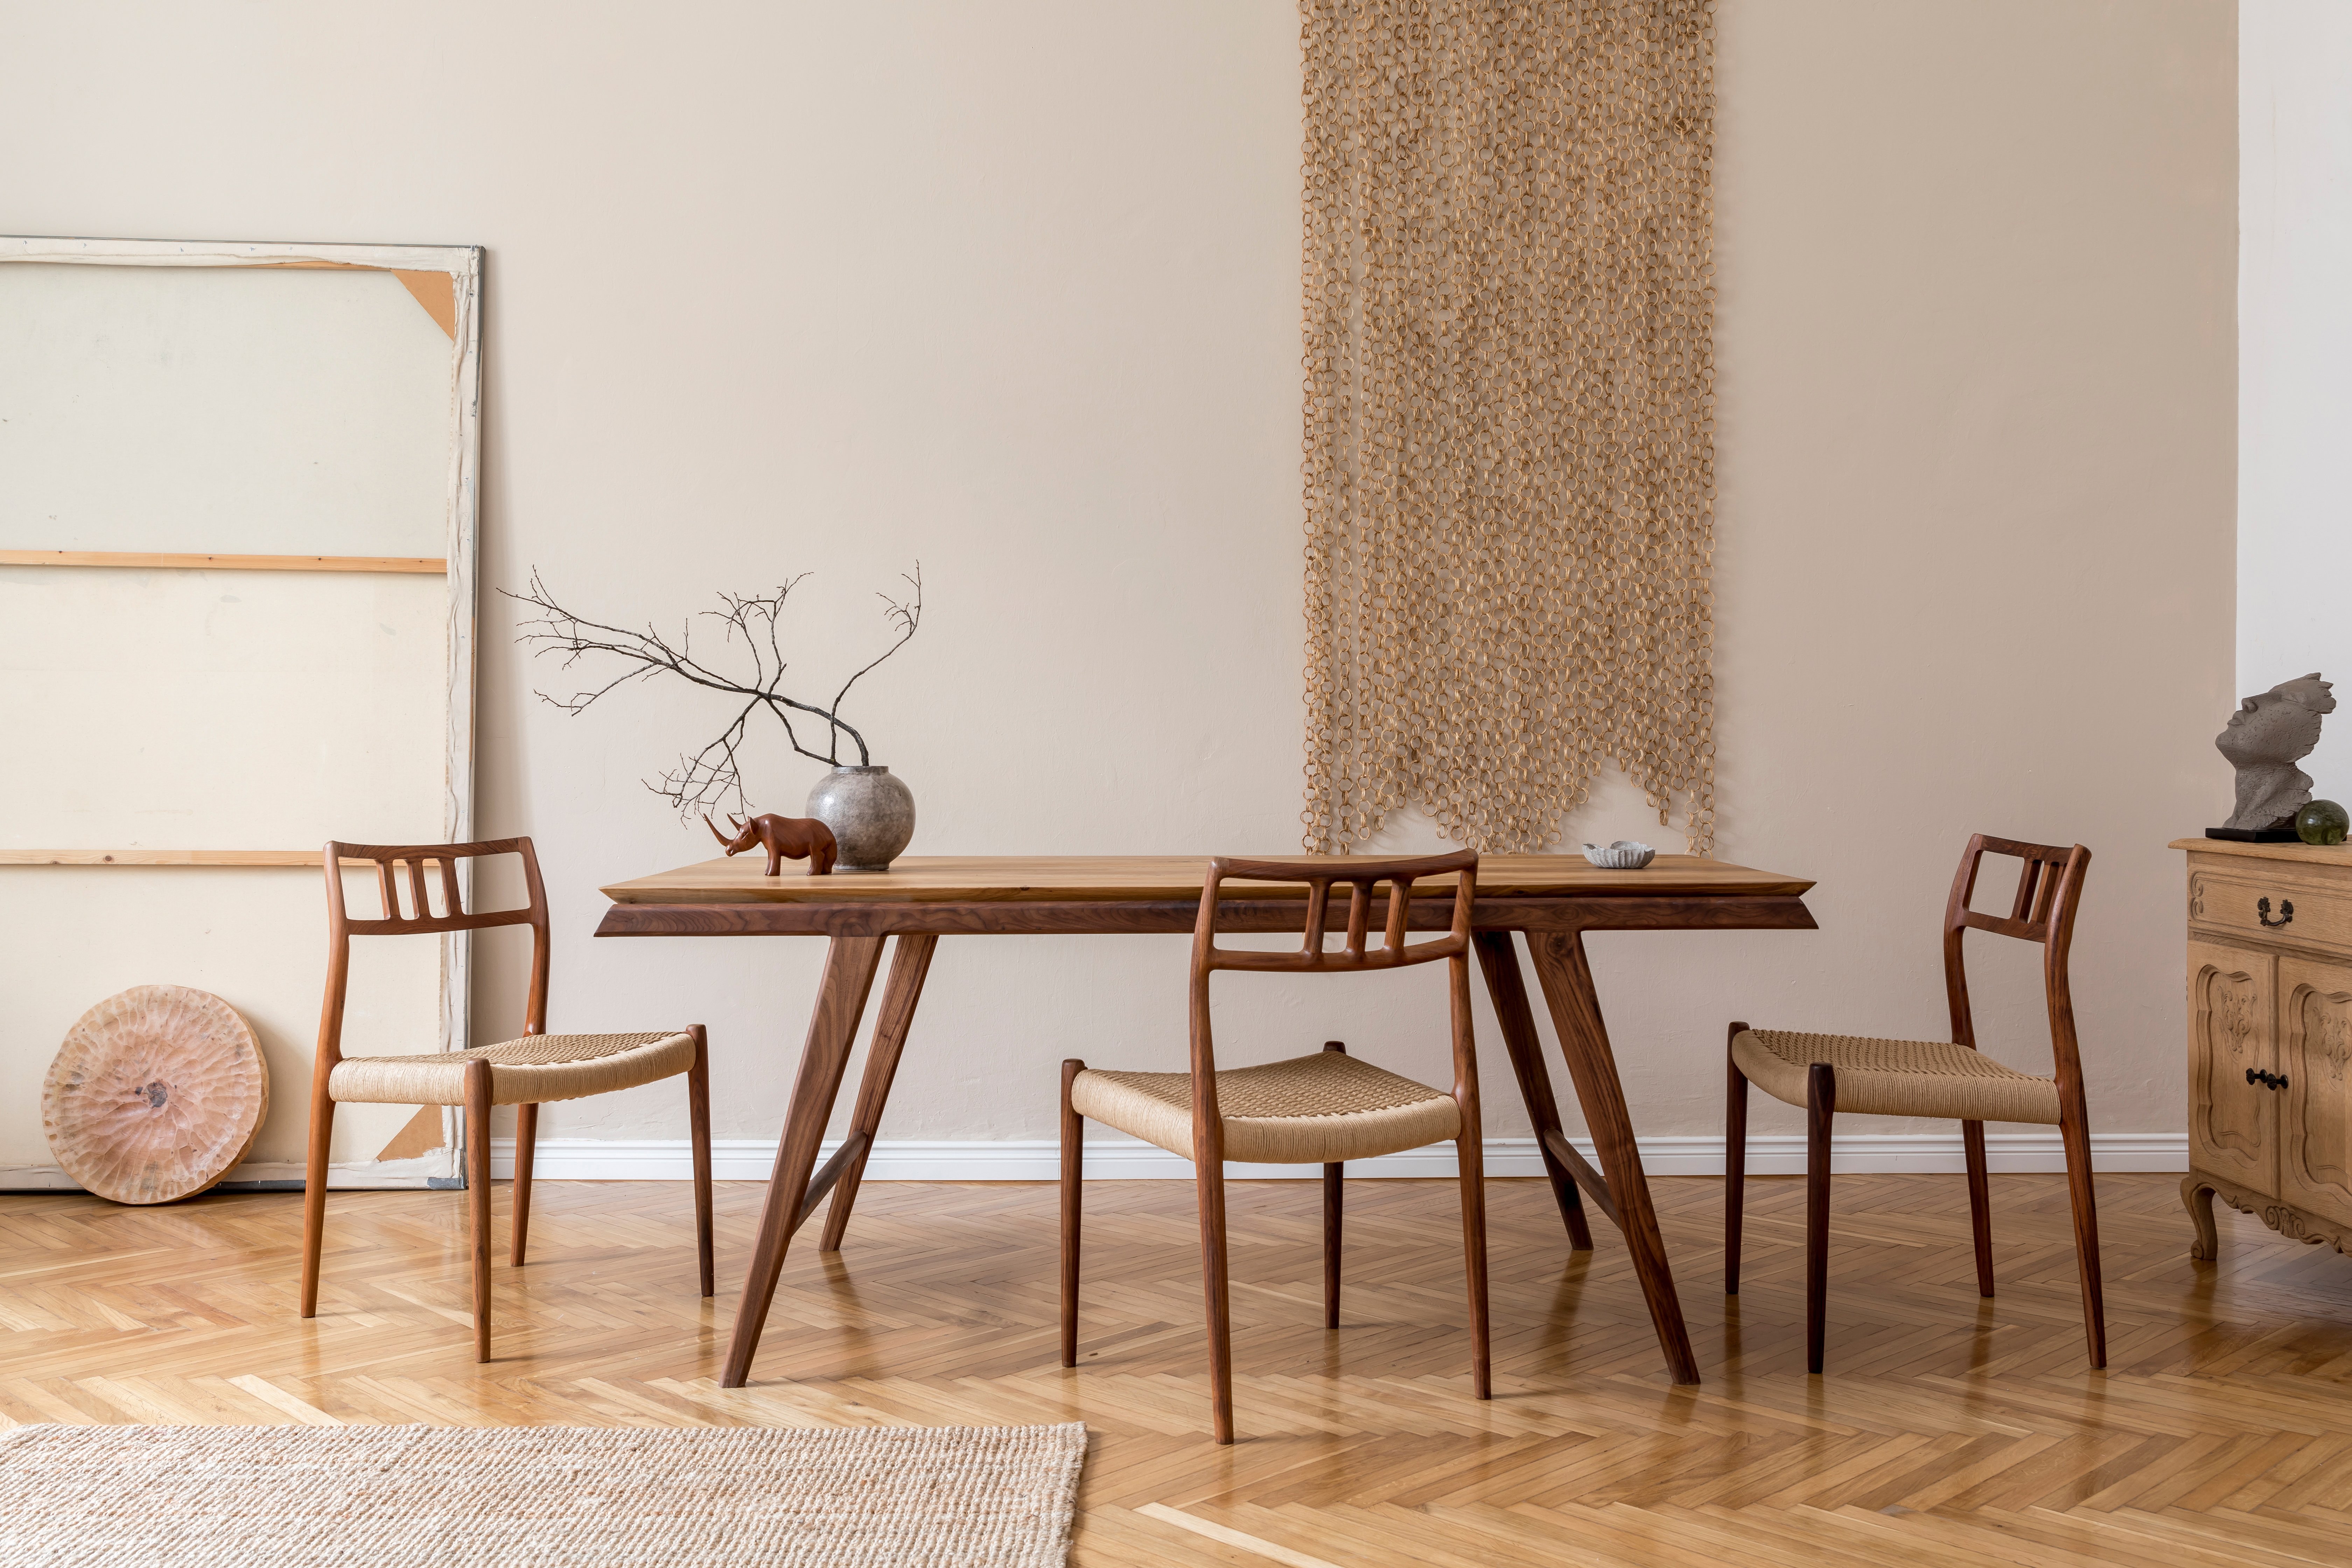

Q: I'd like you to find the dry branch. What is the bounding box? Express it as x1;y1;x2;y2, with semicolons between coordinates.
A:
505;565;923;819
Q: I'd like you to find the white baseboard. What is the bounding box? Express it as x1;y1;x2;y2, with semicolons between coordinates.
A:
489;1130;2189;1182
0;1132;2189;1197
0;1157;449;1194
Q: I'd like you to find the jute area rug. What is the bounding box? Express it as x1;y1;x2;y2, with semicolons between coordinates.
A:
0;1421;1086;1567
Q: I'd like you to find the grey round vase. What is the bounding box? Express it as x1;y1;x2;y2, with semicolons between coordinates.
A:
805;765;916;872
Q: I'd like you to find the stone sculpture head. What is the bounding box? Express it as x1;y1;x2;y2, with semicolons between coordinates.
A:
2219;672;2335;831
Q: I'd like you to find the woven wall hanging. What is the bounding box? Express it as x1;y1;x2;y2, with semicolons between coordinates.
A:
1300;0;1717;855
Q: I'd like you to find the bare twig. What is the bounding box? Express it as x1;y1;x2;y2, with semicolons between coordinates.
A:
503;564;925;819
826;564;923;764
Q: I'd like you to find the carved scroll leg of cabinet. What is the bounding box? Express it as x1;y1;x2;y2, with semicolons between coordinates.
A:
2183;1174;2220;1262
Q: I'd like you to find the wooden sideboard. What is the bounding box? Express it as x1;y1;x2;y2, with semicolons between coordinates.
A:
2176;838;2352;1259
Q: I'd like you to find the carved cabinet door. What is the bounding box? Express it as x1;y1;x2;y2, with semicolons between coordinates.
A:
2189;940;2276;1195
2277;955;2352;1230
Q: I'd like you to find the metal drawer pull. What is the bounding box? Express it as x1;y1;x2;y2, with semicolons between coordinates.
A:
2258;896;2295;929
2247;1067;2290;1090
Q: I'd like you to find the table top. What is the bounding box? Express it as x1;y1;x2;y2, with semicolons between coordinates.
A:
601;852;1814;907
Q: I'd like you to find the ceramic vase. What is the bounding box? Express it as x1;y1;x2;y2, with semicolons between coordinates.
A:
805;765;916;872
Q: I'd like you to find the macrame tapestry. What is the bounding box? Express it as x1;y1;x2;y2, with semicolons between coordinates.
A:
1300;0;1717;854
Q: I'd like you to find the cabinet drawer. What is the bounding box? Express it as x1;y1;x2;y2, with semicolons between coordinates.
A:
2192;871;2352;955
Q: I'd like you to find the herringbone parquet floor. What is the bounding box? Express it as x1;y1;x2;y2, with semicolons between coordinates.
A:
0;1170;2343;1566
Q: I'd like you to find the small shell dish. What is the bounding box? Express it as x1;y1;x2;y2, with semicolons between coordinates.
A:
1581;840;1656;870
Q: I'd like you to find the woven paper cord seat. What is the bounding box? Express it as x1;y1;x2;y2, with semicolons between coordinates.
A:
1072;1050;1461;1164
1731;1029;2061;1126
329;1031;695;1108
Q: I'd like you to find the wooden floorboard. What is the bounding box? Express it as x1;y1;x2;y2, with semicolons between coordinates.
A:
0;1171;2342;1565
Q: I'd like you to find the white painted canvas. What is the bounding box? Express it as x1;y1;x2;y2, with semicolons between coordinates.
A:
0;567;447;848
0;241;479;1189
0;263;452;556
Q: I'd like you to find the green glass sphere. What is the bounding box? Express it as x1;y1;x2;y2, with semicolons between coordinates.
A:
2297;799;2350;846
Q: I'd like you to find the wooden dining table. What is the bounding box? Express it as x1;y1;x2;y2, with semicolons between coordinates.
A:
595;852;1816;1388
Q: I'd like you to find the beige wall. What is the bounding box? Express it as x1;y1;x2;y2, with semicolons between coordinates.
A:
0;1;2233;1155
1697;0;2235;1144
2241;0;2352;763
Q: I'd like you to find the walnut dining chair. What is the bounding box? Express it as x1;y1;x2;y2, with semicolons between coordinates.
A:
1726;833;2101;1373
301;837;714;1360
1060;849;1489;1444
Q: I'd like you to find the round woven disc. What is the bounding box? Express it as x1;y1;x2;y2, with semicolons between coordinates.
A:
43;986;269;1205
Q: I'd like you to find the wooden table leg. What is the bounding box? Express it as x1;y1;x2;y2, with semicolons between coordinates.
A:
1474;930;1594;1252
1526;929;1701;1385
819;934;938;1252
720;933;886;1388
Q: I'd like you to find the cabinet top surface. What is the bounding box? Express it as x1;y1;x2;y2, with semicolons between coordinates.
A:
2171;839;2352;870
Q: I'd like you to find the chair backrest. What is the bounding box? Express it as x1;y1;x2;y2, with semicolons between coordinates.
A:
1184;850;1480;1157
316;838;550;1070
1191;848;1479;976
1941;833;2092;1094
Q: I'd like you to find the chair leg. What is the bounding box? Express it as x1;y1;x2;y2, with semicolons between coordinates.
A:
1196;1149;1235;1444
1962;1119;1995;1297
1725;1021;1748;1295
463;1059;494;1362
1323;1163;1343;1330
1060;1059;1084;1369
299;1092;334;1319
687;1025;714;1298
1321;1041;1346;1330
2060;1104;2107;1369
1456;1131;1492;1401
1806;1061;1835;1375
509;1104;538;1268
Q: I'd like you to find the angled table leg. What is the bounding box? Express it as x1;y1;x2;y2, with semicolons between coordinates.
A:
1526;929;1700;1385
1473;931;1594;1252
820;934;938;1252
721;933;887;1388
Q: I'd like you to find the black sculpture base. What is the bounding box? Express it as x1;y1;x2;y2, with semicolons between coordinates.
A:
2206;826;2302;842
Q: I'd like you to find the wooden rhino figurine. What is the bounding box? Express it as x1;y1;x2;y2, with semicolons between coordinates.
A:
705;812;838;877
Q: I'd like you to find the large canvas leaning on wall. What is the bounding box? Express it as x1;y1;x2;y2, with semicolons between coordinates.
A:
0;237;481;1190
